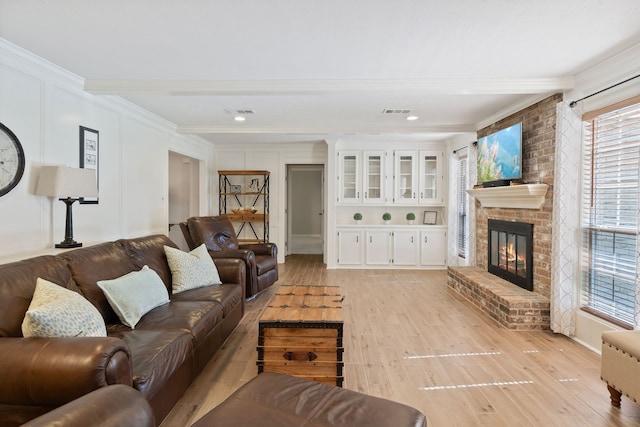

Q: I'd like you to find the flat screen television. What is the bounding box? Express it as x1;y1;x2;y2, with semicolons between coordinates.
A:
476;122;523;187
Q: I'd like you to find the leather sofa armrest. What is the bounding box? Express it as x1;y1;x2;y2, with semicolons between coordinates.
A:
240;243;277;258
0;337;132;407
21;384;154;427
213;258;246;286
208;248;256;265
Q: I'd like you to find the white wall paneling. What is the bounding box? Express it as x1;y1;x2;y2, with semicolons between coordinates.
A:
0;39;213;264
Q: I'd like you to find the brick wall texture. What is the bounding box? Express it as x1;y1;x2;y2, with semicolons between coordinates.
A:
475;93;562;299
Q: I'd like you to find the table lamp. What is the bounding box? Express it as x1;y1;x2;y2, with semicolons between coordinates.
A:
35;165;98;248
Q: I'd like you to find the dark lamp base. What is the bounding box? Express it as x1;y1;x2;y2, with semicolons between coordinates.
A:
55;240;82;249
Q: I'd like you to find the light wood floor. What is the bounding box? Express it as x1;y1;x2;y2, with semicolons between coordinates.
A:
161;255;640;427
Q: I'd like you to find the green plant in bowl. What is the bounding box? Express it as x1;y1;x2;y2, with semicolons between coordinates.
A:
406;212;416;221
353;213;363;221
382;212;391;221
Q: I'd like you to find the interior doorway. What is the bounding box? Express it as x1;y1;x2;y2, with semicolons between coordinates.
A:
287;164;324;255
168;151;200;251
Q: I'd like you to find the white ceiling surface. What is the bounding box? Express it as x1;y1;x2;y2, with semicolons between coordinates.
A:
1;1;640;145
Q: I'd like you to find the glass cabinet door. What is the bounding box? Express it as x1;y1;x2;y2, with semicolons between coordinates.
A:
338;151;361;203
363;151;385;204
394;151;417;204
418;151;443;205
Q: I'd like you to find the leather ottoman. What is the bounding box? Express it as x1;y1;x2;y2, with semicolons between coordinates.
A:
191;372;426;427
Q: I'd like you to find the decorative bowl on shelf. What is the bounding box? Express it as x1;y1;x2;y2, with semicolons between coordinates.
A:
232;207;257;214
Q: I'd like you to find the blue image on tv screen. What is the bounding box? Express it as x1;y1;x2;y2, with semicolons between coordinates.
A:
477;122;522;183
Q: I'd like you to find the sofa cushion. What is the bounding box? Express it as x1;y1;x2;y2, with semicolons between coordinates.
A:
164;244;221;294
106;329;193;400
171;283;243;318
124;235;177;291
63;240;137;324
22;278;106;337
133;301;224;345
97;266;170;329
0;255;75;337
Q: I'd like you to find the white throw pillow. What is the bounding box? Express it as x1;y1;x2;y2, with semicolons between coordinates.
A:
97;265;170;329
22;278;107;337
164;244;222;294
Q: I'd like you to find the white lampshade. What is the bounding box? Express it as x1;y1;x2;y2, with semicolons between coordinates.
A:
35;166;98;198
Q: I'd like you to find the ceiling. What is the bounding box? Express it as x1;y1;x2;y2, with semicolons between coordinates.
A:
1;0;640;145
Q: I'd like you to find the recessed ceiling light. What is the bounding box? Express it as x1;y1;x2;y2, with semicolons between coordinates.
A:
406;115;418;121
234;116;246;122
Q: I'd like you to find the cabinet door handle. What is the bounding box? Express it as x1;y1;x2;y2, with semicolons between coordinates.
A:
413;192;416;198
411;236;414;243
424;236;428;244
369;236;372;243
364;192;367;198
356;236;359;243
357;191;360;198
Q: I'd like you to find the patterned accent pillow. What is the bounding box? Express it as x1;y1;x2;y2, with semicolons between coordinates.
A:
97;265;170;329
22;278;106;337
164;244;222;294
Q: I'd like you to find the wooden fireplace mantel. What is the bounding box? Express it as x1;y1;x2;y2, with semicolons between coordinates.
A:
466;183;549;209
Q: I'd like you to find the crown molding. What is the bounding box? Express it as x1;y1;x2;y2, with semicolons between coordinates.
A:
475;93;557;130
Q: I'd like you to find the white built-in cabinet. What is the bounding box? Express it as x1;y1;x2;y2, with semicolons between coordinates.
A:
335;145;446;269
337;150;386;204
420;229;447;266
393;230;419;265
337;230;362;265
393;150;444;205
363;151;385;204
365;230;390;265
336;226;446;268
418;151;444;205
394;151;417;204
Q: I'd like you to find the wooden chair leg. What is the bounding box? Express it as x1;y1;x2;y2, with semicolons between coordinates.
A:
608;385;622;408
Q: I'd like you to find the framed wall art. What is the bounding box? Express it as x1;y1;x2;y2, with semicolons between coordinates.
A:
79;126;99;204
423;210;437;225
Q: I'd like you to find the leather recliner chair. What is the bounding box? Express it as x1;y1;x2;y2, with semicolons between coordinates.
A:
181;215;278;299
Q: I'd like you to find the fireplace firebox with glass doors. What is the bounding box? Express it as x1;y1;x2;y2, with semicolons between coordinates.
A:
488;219;534;291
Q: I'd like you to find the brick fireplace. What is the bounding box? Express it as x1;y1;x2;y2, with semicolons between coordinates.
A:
474;94;560;300
447;94;560;330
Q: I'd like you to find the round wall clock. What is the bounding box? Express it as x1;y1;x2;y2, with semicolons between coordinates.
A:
0;122;26;197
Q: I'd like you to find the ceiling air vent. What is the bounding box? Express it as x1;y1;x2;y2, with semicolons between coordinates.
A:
225;109;256;115
382;109;412;114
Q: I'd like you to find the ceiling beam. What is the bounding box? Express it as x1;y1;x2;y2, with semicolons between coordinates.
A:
176;124;478;134
85;77;574;96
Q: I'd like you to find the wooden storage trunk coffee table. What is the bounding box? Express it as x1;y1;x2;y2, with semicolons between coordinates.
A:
257;285;344;386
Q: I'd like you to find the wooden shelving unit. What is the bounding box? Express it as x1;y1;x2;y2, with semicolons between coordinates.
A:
218;170;270;243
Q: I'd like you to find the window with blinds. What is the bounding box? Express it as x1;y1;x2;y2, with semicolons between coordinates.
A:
581;97;640;327
457;154;468;259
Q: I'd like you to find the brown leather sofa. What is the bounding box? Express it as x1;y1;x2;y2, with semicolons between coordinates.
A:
20;384;154;427
0;235;246;427
181;216;278;298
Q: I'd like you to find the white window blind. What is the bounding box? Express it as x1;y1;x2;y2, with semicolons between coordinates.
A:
581;99;640;327
457;154;468;259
